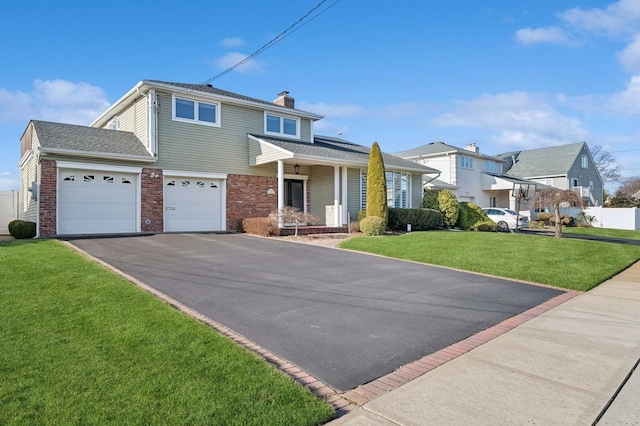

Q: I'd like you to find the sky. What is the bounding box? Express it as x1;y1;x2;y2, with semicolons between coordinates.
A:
1;0;640;192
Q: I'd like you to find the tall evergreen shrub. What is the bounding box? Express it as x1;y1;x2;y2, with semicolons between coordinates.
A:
366;141;388;225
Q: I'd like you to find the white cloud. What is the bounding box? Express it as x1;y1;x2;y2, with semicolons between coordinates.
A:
604;74;640;114
431;91;590;149
297;101;365;118
0;79;110;125
561;0;640;36
220;37;244;48
215;52;264;74
515;26;571;45
617;34;640;72
0;171;19;191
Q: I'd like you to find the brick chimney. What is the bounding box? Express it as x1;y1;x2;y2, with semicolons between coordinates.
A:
274;91;294;108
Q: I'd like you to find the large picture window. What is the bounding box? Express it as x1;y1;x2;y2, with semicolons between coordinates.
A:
361;170;411;209
265;113;299;138
173;95;220;126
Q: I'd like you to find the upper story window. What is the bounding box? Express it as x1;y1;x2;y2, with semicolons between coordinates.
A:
486;161;498;173
172;95;220;127
460;155;473;169
265;113;299;138
581;155;588;169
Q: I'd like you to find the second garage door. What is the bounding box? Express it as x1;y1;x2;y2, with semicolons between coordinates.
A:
164;177;223;232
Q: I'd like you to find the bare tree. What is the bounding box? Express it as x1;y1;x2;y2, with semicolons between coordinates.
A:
610;177;640;207
591;145;622;183
272;206;320;236
533;189;585;238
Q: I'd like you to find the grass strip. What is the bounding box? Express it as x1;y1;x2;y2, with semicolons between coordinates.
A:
339;231;640;291
0;240;333;425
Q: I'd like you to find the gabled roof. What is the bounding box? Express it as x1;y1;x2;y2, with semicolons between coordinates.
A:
32;120;153;161
501;142;586;178
393;141;501;161
92;80;323;128
250;134;439;174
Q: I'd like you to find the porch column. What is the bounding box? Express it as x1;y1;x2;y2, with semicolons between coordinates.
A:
334;166;340;226
341;166;348;225
277;160;284;227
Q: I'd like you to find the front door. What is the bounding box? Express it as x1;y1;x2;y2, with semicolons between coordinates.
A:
284;179;304;211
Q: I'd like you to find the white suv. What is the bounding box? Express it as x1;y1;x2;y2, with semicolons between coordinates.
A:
482;208;529;231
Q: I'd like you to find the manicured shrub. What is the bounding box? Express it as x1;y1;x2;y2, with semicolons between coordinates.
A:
470;220;497;232
366;142;388;226
535;212;552;225
422;190;440;210
387;208;443;231
456;202;490;230
241;217;278;237
549;213;571;226
9;220;36;239
357;210;367;222
360;216;386;236
437;190;459;228
529;220;546;229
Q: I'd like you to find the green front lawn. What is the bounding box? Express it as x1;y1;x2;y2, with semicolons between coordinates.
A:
0;240;333;425
339;231;640;291
563;227;640;240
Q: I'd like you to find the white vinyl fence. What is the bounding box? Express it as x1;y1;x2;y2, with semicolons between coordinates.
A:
532;206;640;230
0;191;20;234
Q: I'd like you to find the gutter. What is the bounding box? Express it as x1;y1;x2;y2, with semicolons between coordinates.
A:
38;147;157;164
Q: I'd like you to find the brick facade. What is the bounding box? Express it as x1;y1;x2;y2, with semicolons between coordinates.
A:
226;174;278;231
39;159;57;237
141;168;164;233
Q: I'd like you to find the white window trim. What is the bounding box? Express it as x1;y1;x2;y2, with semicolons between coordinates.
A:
172;94;221;127
264;112;300;139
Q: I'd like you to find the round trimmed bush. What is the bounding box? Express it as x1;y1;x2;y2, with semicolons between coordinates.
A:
360;216;386;236
470;220;498;232
9;220;36;239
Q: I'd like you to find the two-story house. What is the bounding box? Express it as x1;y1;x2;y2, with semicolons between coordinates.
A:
393;142;532;208
497;142;603;207
19;80;436;237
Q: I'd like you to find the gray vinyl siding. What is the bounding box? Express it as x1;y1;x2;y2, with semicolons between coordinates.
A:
347;168;361;220
154;91;312;176
116;97;148;148
20;155;37;222
309;165;335;226
411;174;422;207
567;148;604;205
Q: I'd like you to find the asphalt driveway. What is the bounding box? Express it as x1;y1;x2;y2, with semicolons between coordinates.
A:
68;233;563;391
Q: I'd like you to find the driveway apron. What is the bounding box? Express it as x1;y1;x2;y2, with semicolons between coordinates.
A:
68;233;563;392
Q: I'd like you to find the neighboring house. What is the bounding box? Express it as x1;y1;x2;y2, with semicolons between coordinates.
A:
395;141;604;210
19;80;437;237
0;191;20;234
393;142;532;209
498;142;603;207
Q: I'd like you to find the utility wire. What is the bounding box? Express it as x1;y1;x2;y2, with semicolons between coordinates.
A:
202;0;340;85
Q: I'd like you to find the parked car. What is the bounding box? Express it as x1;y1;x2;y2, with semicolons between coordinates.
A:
482;208;529;231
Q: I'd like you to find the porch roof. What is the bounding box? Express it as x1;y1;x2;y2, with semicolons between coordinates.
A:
248;134;439;174
482;172;550;191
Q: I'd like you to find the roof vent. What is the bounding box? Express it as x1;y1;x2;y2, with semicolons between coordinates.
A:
274;91;294;109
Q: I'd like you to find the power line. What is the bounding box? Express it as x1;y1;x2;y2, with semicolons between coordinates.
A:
609;148;640;153
202;0;341;85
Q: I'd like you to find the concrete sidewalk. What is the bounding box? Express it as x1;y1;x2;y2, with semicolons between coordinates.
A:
331;262;640;425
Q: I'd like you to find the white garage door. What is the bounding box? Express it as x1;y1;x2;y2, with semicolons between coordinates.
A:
58;169;137;235
164;177;223;232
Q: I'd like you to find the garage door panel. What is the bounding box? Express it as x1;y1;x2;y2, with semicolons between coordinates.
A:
58;169;137;235
165;177;223;232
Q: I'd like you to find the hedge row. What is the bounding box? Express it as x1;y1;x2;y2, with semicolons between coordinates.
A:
387;208;444;231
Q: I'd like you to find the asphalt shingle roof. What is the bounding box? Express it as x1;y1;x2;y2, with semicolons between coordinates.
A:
392;142;458;158
501;142;585;178
252;134;439;173
32;120;151;158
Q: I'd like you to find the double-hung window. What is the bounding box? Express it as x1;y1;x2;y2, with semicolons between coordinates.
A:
265;113;299;138
173;95;220;127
